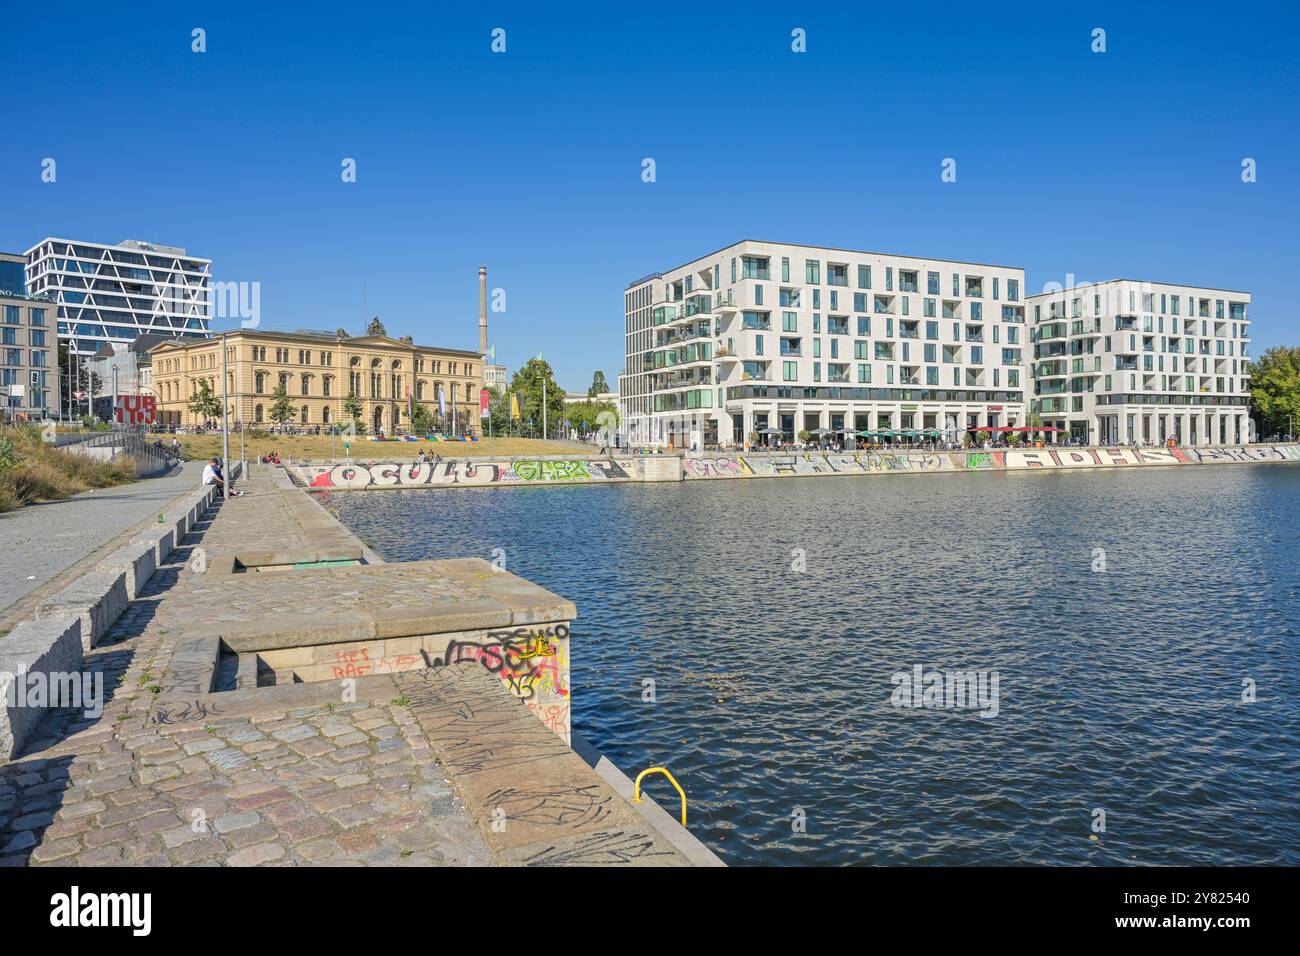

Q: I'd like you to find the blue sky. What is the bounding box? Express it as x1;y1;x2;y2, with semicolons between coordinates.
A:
2;0;1297;391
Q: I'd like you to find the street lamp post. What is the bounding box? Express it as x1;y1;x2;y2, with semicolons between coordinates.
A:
220;332;230;500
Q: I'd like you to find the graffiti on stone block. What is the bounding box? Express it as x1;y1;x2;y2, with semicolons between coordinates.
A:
429;624;572;738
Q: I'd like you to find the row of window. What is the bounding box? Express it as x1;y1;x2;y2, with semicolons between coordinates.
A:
0;348;48;367
729;256;1021;301
742;333;1021;365
2;305;47;326
1037;294;1247;321
1;328;47;346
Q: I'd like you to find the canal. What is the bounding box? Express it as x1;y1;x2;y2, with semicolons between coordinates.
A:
322;463;1300;865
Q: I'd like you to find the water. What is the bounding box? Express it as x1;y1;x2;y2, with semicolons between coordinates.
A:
322;464;1300;866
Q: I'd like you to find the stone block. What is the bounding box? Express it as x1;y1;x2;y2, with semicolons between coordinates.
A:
97;540;157;600
0;615;83;759
35;568;129;651
134;527;176;566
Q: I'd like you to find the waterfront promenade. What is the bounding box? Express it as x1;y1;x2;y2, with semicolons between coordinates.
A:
0;461;203;621
0;467;703;867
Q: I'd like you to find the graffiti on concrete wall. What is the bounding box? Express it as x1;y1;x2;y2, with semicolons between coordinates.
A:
297;444;1300;490
683;452;951;479
1184;445;1300;464
302;459;631;489
1005;447;1190;469
957;452;1004;470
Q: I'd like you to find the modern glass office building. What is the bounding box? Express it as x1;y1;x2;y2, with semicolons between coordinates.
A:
24;237;212;357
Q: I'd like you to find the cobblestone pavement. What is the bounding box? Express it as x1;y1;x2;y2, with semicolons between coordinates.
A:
0;469;692;867
0;460;203;617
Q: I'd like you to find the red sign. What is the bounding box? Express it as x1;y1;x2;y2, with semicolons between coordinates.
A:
479;388;490;418
114;394;157;425
986;405;1004;412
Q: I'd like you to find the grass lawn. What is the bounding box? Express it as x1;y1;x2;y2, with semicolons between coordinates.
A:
173;432;596;462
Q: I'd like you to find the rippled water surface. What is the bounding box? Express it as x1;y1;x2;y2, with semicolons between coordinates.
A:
322;465;1300;866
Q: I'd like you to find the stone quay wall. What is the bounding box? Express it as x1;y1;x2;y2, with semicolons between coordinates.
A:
287;443;1300;491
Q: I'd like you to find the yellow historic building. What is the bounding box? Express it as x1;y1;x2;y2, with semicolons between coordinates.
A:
150;318;485;435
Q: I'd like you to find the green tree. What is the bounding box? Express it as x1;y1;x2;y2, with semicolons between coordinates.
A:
409;401;435;436
268;383;298;432
188;378;222;423
1248;346;1300;438
342;392;364;430
509;358;565;439
588;370;609;397
565;399;616;439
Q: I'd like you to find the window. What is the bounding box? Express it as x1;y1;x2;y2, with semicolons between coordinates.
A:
857;264;871;289
927;271;940;295
783;361;797;381
805;260;820;284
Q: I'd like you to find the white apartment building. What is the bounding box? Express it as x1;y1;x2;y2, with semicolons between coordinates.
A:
24;238;212;357
1027;280;1251;446
621;240;1028;449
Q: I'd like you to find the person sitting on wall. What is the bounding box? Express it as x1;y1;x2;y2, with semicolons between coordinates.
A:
203;457;226;499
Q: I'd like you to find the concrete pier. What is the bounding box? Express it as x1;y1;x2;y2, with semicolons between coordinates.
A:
0;466;711;867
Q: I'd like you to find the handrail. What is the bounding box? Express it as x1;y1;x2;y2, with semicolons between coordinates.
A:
633;766;687;826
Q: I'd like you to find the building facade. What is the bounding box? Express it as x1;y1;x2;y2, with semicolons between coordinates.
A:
1026;280;1251;446
1;280;59;421
150;321;484;435
621;240;1028;449
485;363;508;392
24;237;211;358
